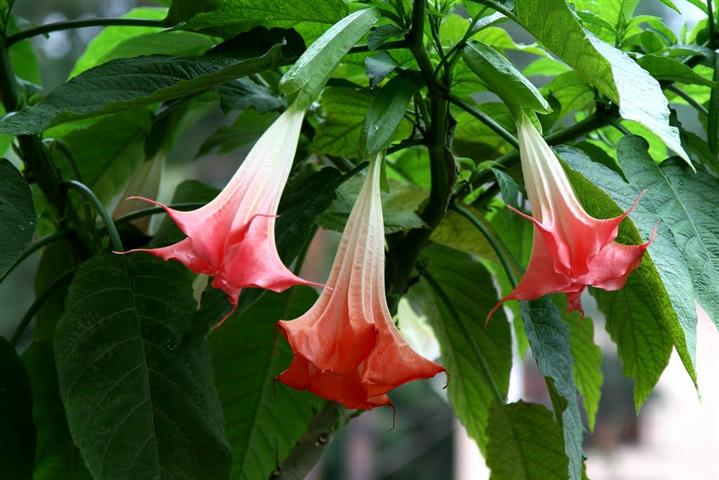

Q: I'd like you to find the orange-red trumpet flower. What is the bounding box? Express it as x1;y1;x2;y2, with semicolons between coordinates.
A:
277;156;444;409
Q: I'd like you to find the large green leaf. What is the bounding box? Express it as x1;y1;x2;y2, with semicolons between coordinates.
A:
0;159;36;278
0;338;35;480
409;243;511;450
485;401;568;480
22;342;92;479
0;28;302;135
520;298;583;480
54;254;232;480
181;0;348;34
559;145;680;408
280;8;379;108
514;0;690;165
560;140;702;384
211;287;322;480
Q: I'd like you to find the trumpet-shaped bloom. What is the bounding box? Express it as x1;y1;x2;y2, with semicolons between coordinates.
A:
489;114;653;318
120;103;318;310
277;157;444;409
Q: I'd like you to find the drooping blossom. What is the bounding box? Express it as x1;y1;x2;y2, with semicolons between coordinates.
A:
489;113;653;318
119;103;318;313
277;156;444;409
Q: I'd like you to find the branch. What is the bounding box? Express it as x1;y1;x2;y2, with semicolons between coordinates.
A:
273;402;347;479
6;18;169;46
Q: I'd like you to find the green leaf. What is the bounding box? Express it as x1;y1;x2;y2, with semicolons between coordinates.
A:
22;342;92;479
558;143;697;394
410;243;512;450
362;75;415;157
566;312;602;431
167;0;222;23
364;51;400;88
181;0;348;34
462;41;550;114
0;338;35;480
515;0;691;166
0;28;302;135
520;298;583;480
636;55;719;87
452;104;515;159
54;254;232;480
317;173;425;233
311;86;412;158
491;168;522;209
280;8;380;108
211;287;322;480
0;159;36;278
615;139;719;328
215;78;286;113
485;401;569;480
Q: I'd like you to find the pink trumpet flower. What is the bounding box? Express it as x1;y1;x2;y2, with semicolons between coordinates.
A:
489;113;654;319
118;103;319;318
277;156;445;409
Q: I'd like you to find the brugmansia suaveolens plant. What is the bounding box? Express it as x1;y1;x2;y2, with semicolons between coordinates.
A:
0;1;717;479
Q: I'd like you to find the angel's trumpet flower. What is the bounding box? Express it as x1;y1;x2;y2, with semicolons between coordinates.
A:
489;113;653;318
119;103;318;314
277;156;444;409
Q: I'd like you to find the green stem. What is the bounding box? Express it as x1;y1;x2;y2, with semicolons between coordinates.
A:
11;269;74;346
0;229;70;285
422;270;505;403
6;18;169;46
448;95;519;148
64;180;124;252
451;203;519;287
668;85;709;116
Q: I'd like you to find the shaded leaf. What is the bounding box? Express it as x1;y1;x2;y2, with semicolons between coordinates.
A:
362;75;415;157
0;338;35;480
410;243;512;450
0;28;302;134
0;159;36;278
22;342;92;479
566;312;602;430
211;287;322;479
54;254;232;480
